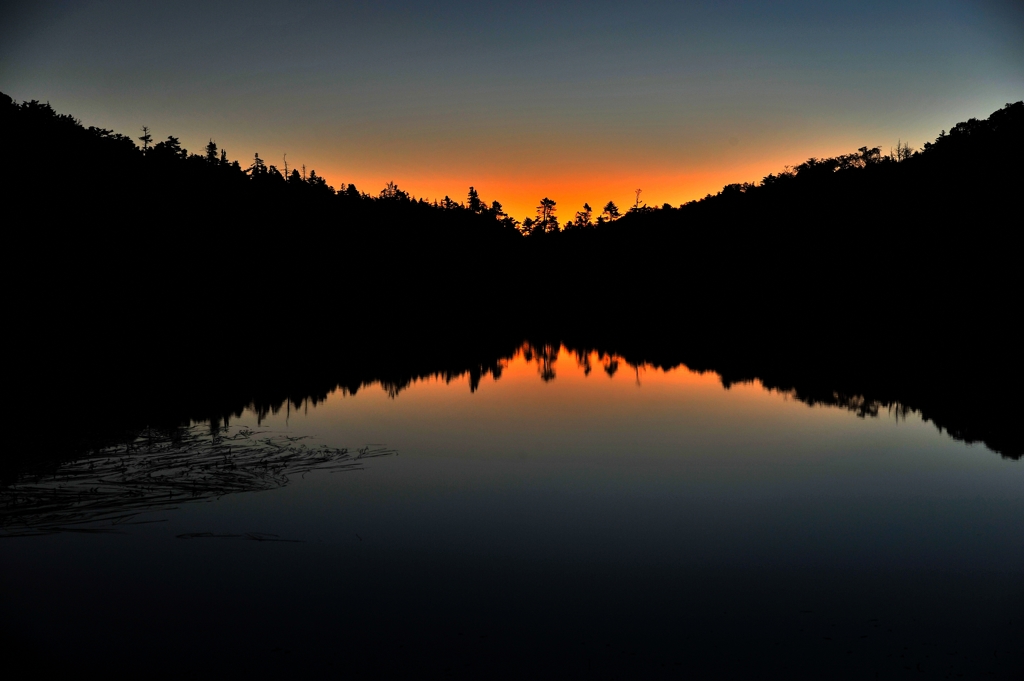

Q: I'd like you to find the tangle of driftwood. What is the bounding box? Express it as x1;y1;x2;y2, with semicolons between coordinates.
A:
1;425;394;536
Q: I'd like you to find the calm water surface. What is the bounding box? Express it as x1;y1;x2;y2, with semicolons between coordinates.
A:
3;347;1022;678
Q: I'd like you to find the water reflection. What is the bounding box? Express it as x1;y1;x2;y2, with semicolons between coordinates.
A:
4;340;1017;535
7;337;1020;493
3;341;1021;678
299;340;1013;461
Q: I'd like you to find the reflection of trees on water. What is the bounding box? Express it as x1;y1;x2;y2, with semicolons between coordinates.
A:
239;357;515;427
523;343;560;382
8;338;1016;522
522;345;623;382
1;426;394;537
773;390;914;422
520;342;1019;460
339;341;1015;460
381;353;508;397
575;347;916;420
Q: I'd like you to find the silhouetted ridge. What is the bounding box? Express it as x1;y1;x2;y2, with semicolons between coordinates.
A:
3;92;1020;468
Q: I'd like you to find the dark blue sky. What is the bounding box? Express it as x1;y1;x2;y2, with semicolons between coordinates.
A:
2;1;1021;216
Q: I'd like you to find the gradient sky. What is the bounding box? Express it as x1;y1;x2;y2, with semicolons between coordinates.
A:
2;0;1022;220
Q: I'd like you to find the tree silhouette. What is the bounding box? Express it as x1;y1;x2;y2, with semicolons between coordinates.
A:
535;197;558;233
858;146;881;165
380;181;409;201
151;135;186;161
467;186;483;213
248;152;267;176
890;139;914;162
602;201;620;221
570;202;593;229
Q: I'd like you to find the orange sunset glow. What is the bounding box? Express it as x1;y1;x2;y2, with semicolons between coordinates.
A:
4;1;1023;678
4;2;1020;220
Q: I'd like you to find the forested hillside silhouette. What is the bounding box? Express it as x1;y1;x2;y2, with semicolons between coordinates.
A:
3;93;1020;468
4;92;1019;330
5;92;1018;335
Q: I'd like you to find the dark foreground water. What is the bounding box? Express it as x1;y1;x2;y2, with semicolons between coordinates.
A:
3;346;1021;678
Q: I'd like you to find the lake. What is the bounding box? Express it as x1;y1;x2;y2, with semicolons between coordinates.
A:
2;343;1021;678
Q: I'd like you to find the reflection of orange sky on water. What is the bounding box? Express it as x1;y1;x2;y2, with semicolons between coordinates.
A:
335;344;725;400
260;342;893;467
318;344;847;429
238;343;936;465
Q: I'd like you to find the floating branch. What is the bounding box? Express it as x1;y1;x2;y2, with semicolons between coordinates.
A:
1;425;394;537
